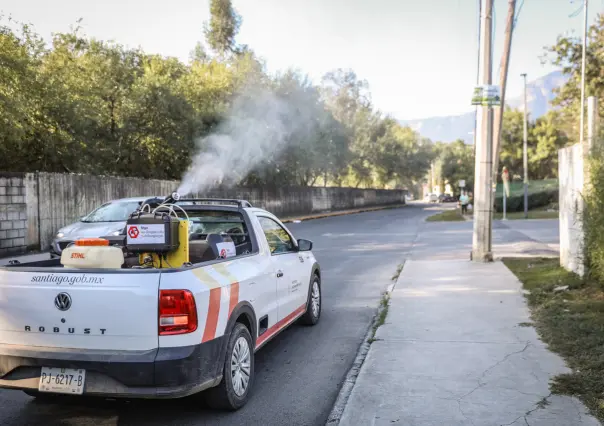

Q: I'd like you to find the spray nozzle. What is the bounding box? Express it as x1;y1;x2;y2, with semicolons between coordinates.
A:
163;191;181;205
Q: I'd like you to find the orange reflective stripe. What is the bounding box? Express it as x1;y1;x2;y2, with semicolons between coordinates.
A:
228;282;239;317
256;304;306;348
202;288;221;343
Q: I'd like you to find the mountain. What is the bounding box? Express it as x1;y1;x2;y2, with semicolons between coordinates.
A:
400;70;568;144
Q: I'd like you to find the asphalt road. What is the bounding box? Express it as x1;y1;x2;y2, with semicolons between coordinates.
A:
0;205;432;426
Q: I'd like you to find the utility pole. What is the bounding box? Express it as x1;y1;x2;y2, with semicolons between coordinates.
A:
579;0;588;146
521;73;528;219
473;0;482;157
492;0;517;182
472;0;494;262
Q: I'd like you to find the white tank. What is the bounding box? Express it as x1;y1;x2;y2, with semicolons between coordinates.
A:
61;238;124;269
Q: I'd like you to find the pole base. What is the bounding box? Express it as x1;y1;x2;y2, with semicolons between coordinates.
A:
471;250;493;263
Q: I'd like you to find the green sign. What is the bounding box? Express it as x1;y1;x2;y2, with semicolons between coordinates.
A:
472;85;501;106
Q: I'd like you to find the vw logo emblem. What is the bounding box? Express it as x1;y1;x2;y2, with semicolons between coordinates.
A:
54;293;72;311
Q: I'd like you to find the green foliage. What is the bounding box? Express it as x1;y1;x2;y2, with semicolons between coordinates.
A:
435;139;474;193
204;0;242;56
494;178;559;213
497;108;569;184
583;147;604;282
0;16;432;189
493;189;558;213
545;15;604;136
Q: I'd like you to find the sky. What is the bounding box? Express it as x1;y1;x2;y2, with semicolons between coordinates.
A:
3;0;601;120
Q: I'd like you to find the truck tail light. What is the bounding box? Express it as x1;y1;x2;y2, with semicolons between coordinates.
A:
159;290;198;335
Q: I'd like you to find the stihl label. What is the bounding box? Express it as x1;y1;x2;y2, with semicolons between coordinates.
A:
126;224;165;244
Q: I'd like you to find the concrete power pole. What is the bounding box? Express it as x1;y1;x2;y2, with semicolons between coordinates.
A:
492;0;517;182
472;0;494;262
579;0;588;146
521;73;529;219
473;0;482;157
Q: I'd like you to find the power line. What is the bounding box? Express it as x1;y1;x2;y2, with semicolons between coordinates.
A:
514;0;525;27
569;3;584;17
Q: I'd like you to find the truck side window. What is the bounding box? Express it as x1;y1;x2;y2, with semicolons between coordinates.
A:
257;217;295;254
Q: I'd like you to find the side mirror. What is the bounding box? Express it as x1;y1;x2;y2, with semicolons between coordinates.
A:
297;238;313;251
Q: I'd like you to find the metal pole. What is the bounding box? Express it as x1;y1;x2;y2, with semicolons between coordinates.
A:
503;189;507;220
521;73;528;219
579;0;588;146
472;0;494;262
492;0;517;183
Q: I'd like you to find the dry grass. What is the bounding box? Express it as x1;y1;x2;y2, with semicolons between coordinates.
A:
426;210;465;222
503;257;604;421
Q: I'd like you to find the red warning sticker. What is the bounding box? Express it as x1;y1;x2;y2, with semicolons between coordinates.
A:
216;242;236;258
128;226;140;239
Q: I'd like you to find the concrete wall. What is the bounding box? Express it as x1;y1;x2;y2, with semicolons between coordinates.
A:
7;172;406;254
0;173;28;256
559;143;584;276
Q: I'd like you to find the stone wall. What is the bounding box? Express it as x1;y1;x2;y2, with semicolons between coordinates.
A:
559;143;584;276
6;172;406;254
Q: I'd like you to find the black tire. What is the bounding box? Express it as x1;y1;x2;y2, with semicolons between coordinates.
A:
300;274;321;326
205;323;254;411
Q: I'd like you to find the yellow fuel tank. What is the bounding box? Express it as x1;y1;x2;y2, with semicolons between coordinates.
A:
138;220;190;268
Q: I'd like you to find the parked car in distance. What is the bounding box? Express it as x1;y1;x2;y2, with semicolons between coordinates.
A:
50;196;161;256
442;194;458;203
427;194;439;203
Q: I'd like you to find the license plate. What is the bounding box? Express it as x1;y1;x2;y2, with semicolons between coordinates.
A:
38;367;85;395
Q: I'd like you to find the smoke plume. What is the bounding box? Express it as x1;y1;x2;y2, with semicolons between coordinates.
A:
177;83;320;195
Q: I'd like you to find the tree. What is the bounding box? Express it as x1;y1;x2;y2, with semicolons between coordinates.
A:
529;110;570;179
545;14;604;141
189;42;209;64
438;140;475;193
499;108;530;180
0;16;433;189
204;0;242;56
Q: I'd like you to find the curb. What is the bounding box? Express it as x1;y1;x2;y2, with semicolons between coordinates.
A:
281;204;407;224
325;262;404;425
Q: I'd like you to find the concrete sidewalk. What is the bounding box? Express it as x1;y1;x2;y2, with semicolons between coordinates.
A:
411;219;559;260
337;259;600;426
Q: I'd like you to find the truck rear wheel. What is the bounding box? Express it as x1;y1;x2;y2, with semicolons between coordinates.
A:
205;323;254;411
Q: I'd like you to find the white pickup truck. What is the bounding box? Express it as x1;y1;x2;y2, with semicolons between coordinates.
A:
0;197;321;411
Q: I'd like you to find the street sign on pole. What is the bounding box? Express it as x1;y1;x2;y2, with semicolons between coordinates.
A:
459;180;466;188
472;85;502;107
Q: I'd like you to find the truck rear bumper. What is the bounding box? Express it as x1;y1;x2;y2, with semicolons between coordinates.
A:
0;338;226;399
